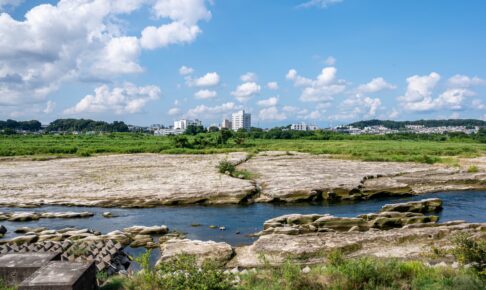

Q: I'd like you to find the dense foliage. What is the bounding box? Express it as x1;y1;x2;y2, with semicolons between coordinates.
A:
0;119;41;132
46;119;129;132
348;119;486;129
100;252;233;290
101;249;486;290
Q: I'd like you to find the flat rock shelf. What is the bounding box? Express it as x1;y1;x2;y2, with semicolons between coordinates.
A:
0;152;485;208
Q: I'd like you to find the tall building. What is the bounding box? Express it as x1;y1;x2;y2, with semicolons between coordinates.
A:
220;119;232;129
231;110;251;131
173;119;202;130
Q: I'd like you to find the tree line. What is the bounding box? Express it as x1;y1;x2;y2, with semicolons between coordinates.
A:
0;119;129;133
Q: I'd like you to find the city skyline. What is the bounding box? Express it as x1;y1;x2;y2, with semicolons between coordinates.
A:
1;0;485;127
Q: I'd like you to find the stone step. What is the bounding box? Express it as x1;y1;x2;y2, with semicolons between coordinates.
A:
0;252;61;286
19;261;96;290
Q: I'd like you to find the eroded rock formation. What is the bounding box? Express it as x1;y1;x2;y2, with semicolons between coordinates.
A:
0;152;484;207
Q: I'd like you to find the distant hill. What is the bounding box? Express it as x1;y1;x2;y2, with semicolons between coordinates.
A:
347;119;486;129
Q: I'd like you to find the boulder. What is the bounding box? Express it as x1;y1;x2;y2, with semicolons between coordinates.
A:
104;231;131;245
313;216;367;231
39;212;94;219
102;212;115;218
15;227;47;234
7;212;41;222
158;239;234;266
129;235;153;248
123;225;168;235
0;234;39;244
381;198;443;213
0;225;6;235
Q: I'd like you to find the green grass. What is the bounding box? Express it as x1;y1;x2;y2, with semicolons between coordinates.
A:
0;279;16;290
0;133;485;164
100;251;486;290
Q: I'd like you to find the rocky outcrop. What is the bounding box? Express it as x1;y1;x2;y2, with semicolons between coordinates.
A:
0;152;484;207
158;239;234;266
0;153;255;207
229;198;484;268
239;152;486;203
123;225;168;235
260;199;442;235
0;211;94;222
229;221;486;268
1;224;173;249
380;198;442;213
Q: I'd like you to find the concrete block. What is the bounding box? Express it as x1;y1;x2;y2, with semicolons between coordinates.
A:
0;252;60;286
19;261;96;290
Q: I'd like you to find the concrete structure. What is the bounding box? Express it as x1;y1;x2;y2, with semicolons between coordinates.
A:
0;253;61;286
154;128;184;136
220;119;232;130
231;110;251;131
19;261;96;290
173;119;202;130
290;122;319;131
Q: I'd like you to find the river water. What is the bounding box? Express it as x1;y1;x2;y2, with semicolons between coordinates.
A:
1;191;486;246
2;190;486;267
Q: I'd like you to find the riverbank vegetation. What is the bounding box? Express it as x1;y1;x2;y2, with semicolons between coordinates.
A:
99;239;486;290
0;130;486;163
0;131;485;164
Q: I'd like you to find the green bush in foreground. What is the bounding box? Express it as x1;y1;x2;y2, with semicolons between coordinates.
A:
101;250;486;290
101;251;233;290
452;233;486;276
0;279;16;290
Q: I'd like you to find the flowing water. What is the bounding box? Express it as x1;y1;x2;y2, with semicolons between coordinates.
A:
1;190;486;265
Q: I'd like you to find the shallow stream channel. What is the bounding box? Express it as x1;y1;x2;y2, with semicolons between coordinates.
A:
1;190;486;267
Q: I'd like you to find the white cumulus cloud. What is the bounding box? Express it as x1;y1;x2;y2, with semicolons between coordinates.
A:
194;89;217;99
168;107;180;116
186;102;240;118
357;77;396;94
179;65;194;75
240;72;257;82
447;75;485;87
298;0;344;9
189;72;220;87
0;0;212;111
257;97;278;107
287;67;346;102
64;83;161;115
259;107;287;121
266;82;279;90
231;82;261;102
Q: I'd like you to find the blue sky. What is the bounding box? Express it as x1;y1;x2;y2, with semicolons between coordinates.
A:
0;0;485;127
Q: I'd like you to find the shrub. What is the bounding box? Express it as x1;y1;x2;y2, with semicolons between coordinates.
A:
76;149;92;157
452;233;486;275
217;160;235;175
171;135;191;148
103;253;233;290
468;165;479;173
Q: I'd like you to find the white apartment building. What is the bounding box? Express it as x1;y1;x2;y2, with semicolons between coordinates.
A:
173;119;202;130
291;122;319;131
154;128;184;136
231;110;251;131
221;119;232;129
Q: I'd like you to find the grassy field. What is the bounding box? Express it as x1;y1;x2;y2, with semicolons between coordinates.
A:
0;133;485;164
